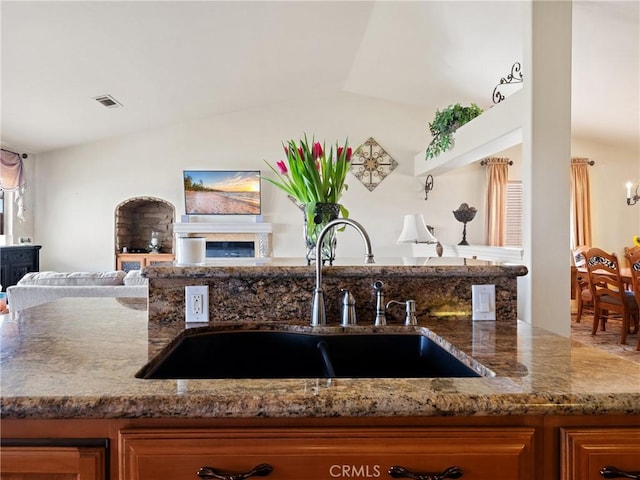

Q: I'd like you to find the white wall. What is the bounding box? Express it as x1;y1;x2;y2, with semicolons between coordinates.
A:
31;92;447;271
23;92;639;273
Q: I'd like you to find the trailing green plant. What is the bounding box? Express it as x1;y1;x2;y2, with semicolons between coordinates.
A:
425;103;483;160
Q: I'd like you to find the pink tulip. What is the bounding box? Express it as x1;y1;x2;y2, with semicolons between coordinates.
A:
298;147;304;159
338;147;353;161
276;160;288;174
312;142;323;160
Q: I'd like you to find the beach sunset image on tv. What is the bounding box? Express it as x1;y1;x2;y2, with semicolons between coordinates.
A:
183;170;261;215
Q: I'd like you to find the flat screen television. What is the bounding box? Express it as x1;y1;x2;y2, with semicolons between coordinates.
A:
183;170;261;215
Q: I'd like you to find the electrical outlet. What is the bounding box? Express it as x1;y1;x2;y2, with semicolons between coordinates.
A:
185;285;209;323
472;284;495;321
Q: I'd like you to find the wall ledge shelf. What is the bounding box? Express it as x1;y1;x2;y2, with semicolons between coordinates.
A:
412;243;524;263
414;89;524;177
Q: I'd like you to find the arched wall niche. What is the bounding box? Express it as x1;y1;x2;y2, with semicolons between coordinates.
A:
114;196;175;254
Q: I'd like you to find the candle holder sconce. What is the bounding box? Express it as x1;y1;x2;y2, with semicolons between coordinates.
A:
424;175;434;201
627;182;640;206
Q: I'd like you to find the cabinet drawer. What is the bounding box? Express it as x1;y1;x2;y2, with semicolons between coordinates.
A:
561;427;640;480
1;446;106;480
120;427;536;480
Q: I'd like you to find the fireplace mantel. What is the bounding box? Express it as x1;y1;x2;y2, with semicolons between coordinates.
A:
174;222;272;235
173;222;272;258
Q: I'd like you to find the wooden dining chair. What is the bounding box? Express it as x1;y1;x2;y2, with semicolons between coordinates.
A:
623;245;640;288
585;247;639;345
572;245;593;323
623;248;640;350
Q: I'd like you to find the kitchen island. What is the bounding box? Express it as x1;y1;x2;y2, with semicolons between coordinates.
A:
1;266;639;479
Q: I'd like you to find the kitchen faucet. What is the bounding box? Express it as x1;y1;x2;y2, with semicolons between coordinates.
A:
311;219;375;326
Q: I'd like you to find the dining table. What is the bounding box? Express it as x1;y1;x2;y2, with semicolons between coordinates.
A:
575;266;632;284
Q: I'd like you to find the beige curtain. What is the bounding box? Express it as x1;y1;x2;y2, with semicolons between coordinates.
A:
484;157;510;246
570;158;593;248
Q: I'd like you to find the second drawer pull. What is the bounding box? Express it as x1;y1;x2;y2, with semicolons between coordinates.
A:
197;463;273;480
388;465;463;480
600;466;640;479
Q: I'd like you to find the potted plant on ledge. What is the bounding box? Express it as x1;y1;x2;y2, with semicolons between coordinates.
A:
425;103;483;160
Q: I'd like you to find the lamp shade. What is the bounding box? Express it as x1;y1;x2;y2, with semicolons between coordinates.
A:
396;214;438;244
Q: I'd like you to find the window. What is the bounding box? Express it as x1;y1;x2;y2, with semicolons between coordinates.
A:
505;181;522;247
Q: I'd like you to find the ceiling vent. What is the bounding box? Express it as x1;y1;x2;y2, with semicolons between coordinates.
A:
92;94;123;109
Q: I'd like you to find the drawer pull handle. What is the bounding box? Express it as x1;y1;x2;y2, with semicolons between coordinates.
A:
388;465;463;480
600;466;640;479
197;463;273;480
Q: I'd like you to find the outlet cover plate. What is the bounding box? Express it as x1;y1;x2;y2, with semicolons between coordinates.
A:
185;285;209;323
472;284;496;321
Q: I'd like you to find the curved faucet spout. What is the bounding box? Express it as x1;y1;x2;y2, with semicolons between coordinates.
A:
311;219;375;326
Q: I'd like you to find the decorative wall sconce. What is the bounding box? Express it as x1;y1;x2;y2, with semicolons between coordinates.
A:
626;182;639;206
424;175;434;201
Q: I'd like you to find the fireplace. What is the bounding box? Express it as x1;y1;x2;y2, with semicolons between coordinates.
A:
173;222;272;259
206;241;255;258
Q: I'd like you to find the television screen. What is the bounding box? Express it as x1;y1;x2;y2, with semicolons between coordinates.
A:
183;170;261;215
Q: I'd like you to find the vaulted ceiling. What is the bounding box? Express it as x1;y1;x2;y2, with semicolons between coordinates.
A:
1;1;638;154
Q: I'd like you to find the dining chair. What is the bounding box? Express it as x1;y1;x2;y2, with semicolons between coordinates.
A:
623;245;640;289
623;248;640;350
572;245;593;323
585;247;639;345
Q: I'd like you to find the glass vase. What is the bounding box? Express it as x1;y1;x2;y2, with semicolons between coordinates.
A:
303;202;341;265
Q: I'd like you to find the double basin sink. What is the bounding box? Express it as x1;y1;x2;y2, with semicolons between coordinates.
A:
136;329;487;379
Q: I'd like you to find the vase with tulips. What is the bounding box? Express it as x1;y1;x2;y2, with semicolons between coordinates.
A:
264;134;352;264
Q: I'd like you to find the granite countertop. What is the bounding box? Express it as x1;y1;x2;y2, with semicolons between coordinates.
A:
143;256;529;278
1;297;639;419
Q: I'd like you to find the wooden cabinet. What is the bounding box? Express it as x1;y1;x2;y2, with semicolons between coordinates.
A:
116;253;174;272
120;426;536;480
560;427;640;480
0;245;41;291
1;444;106;480
2;416;639;480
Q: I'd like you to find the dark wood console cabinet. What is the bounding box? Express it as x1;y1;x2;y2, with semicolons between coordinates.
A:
0;244;42;291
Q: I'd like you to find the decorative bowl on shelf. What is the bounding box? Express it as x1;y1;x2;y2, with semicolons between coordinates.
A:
452;203;477;245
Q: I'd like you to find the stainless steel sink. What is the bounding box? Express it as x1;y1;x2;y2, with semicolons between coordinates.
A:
136;330;484;379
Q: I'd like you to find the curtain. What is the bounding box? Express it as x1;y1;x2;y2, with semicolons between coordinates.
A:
570;158;592;248
484;157;510;246
0;149;26;221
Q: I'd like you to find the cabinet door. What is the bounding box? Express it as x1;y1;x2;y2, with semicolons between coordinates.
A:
121;427;536;480
0;247;40;290
0;446;106;480
147;254;174;267
116;254;144;273
561;427;640;480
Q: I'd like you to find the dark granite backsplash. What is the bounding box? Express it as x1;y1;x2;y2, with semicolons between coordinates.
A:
144;262;527;324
